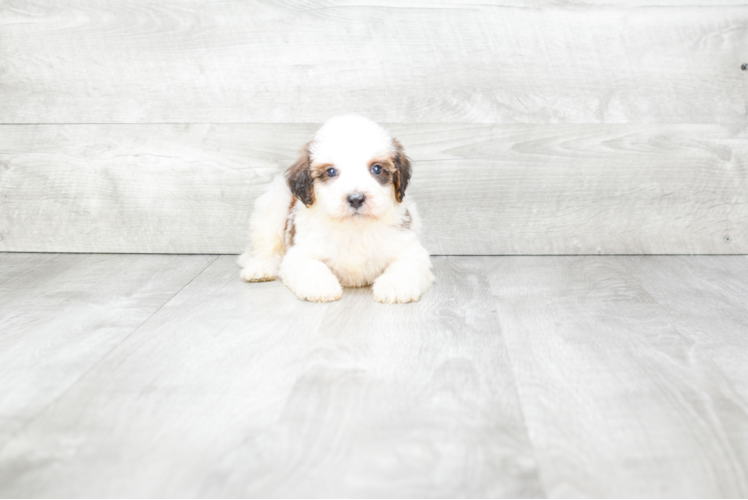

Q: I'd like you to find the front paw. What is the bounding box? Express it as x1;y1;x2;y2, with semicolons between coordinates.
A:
290;273;343;303
240;258;279;282
372;273;424;304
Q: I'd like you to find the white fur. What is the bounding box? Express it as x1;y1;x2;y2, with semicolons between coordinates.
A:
238;115;434;303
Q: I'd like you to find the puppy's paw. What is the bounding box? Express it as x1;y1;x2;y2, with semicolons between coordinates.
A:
240;258;279;282
291;272;343;302
372;273;424;304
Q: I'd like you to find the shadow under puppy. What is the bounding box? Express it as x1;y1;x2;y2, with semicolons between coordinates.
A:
238;115;434;303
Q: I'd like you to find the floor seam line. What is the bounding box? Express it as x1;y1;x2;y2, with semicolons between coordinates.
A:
479;257;550;498
497;327;551;498
477;256;551;498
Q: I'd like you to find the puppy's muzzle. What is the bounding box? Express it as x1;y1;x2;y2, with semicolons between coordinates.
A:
347;193;366;209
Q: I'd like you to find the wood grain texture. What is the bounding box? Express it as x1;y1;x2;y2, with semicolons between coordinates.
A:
0;253;216;450
621;255;748;413
0;256;542;498
1;123;746;254
486;256;748;497
0;124;318;253
1;1;746;124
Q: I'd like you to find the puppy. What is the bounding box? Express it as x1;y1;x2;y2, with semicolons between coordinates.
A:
237;115;434;303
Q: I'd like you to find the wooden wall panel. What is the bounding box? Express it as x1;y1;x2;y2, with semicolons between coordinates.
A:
1;1;746;254
1;1;746;124
1;123;746;254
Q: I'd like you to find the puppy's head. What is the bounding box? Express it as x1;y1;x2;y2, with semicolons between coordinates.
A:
285;115;411;219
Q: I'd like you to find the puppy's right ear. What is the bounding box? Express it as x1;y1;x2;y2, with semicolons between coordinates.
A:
285;143;315;207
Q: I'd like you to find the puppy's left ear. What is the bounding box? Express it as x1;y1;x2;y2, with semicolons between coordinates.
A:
392;138;411;203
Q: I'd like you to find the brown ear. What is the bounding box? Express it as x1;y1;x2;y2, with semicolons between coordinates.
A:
392;139;411;203
285;143;315;207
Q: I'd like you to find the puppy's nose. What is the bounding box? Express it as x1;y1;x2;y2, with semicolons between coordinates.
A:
347;193;366;209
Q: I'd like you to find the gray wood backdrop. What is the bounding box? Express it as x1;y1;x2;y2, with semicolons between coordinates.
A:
1;0;747;254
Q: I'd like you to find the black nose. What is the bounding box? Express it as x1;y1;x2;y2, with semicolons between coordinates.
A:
347;193;366;209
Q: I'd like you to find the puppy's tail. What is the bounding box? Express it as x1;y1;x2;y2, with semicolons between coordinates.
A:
237;175;293;269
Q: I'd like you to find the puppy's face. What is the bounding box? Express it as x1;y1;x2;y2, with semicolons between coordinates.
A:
286;115;411;220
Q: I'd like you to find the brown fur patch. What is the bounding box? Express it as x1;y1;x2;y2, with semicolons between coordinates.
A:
286;142;315;206
391;138;412;203
310;162;336;182
400;209;412;230
368;157;395;187
284;197;297;247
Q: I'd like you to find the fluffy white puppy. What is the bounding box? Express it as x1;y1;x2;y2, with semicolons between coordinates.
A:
238;115;434;303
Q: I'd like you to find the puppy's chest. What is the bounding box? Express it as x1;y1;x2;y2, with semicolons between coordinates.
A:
304;224;398;286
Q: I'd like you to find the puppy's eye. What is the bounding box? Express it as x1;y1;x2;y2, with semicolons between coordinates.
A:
326;167;338;178
370;164;383;175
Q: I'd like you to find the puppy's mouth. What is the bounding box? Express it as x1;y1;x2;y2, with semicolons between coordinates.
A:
348;206;370;218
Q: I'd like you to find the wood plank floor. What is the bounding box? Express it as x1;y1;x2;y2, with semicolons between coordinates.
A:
1;253;747;497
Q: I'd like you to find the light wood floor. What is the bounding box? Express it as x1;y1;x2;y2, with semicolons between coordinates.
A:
1;253;747;498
